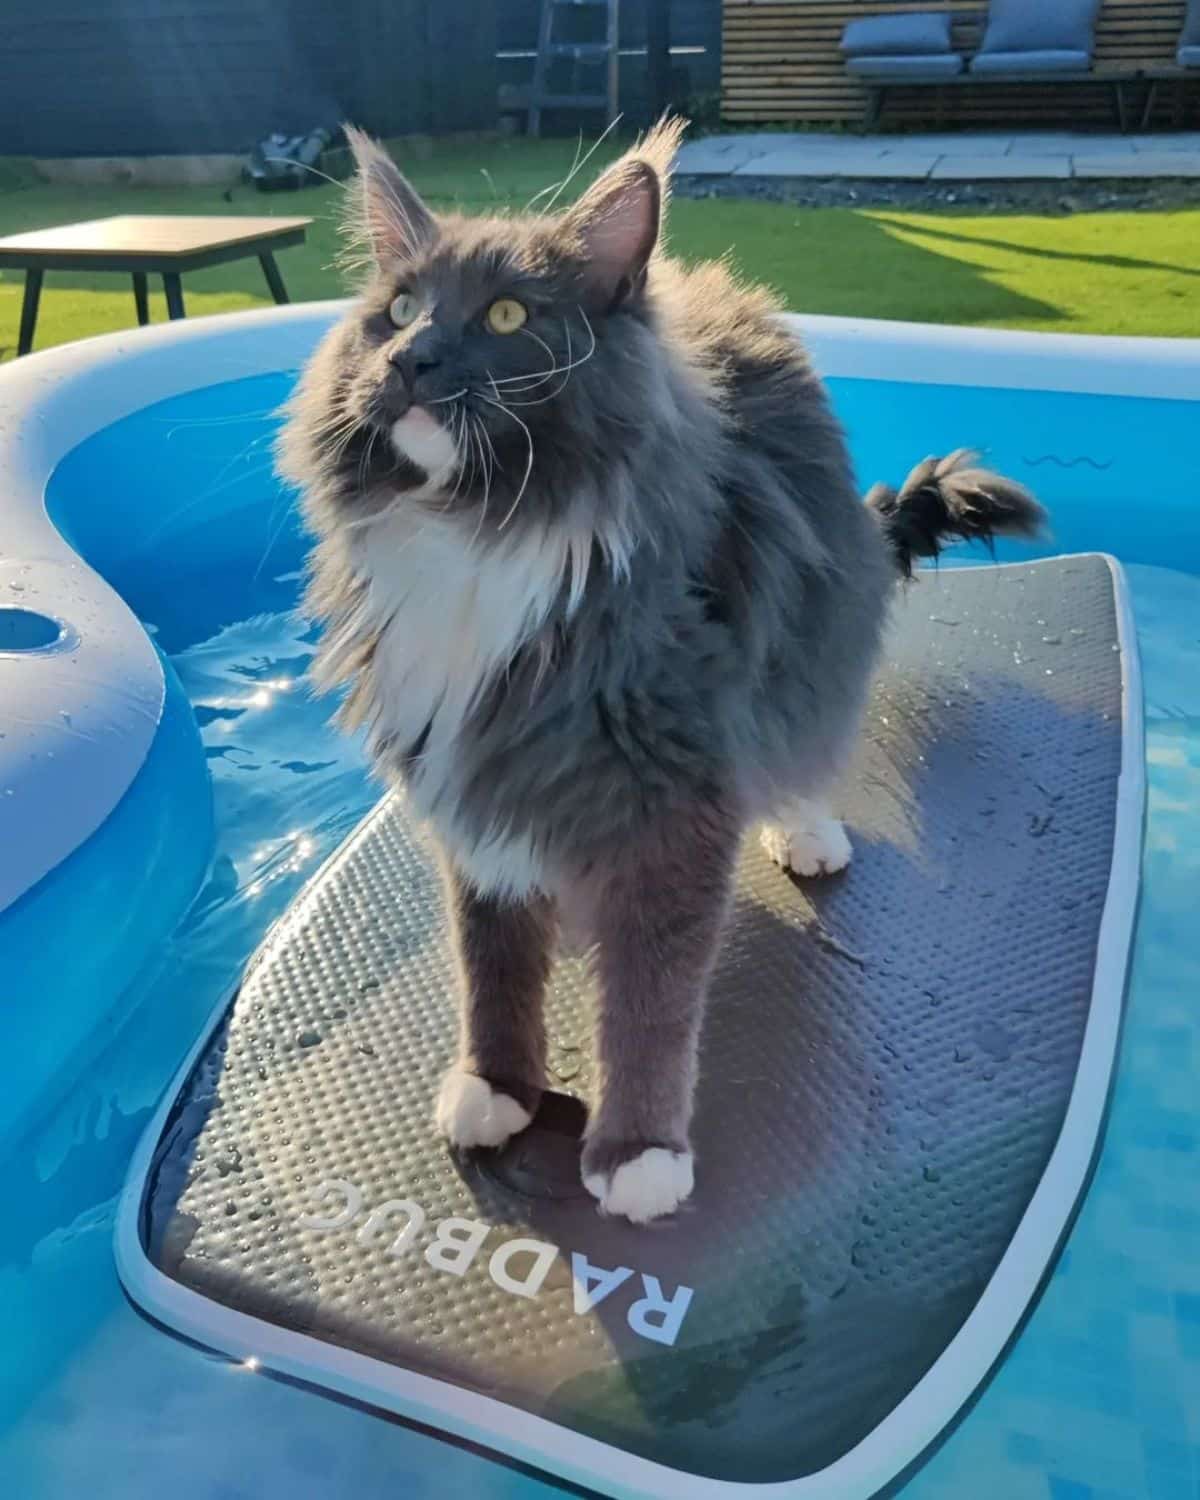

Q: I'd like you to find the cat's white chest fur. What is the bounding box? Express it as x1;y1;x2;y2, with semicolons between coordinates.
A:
349;504;589;897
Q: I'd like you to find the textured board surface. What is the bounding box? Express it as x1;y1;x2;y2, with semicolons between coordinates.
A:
129;557;1136;1494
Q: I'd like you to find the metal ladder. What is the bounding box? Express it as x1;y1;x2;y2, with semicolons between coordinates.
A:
527;0;619;138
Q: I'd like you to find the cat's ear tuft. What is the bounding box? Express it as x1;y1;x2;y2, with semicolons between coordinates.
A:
630;114;689;188
343;124;436;265
561;158;662;309
559;116;687;309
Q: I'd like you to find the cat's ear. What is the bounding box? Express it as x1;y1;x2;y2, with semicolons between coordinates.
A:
560;117;687;309
561;160;660;308
343;125;436;264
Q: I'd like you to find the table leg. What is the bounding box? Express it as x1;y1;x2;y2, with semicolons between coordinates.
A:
162;273;186;320
259;252;290;305
132;272;150;326
17;268;44;356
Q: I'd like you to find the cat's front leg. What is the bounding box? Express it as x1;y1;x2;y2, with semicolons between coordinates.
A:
435;864;554;1151
581;795;739;1223
760;795;852;878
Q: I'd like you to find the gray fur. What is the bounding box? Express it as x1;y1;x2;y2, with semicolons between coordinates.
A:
442;861;555;1117
278;121;1041;1212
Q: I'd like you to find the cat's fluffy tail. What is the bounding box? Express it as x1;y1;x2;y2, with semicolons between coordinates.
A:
866;450;1045;578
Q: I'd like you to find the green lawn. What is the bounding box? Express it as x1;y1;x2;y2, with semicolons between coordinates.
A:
2;135;1198;359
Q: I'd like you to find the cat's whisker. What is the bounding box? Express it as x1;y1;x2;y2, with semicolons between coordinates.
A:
327;421;364;465
357;423;383;495
486;363;560;392
477;413;498;500
491;309;597;397
467;416;494;546
503;318;580;406
479;395;535;531
519;326;559;371
532;114;623;216
464;408;481;498
264;156;345;192
525;130;586;213
448;405;474;505
425;389;468;405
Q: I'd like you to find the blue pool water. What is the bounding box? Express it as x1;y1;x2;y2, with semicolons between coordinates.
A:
2;373;1198;1497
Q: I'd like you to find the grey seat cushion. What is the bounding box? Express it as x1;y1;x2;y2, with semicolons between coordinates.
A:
847;53;964;81
970;48;1092;75
977;0;1100;58
842;13;953;57
1180;45;1200;67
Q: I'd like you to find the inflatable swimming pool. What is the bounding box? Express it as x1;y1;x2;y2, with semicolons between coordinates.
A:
2;306;1198;1499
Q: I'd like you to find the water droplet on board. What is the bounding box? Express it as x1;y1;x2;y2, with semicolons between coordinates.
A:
59;711;71;726
974;1019;1016;1062
923;1165;941;1184
1041;634;1061;645
297;1030;322;1049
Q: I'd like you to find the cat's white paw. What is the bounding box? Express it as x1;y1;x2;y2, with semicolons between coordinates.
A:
583;1148;695;1224
435;1069;532;1150
761;808;852;878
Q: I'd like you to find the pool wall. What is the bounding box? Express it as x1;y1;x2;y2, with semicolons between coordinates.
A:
2;302;1200;1500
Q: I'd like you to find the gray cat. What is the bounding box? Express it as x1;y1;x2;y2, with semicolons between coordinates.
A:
278;121;1042;1224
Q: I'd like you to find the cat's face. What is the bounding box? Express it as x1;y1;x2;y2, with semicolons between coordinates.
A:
298;125;681;529
344;214;594;485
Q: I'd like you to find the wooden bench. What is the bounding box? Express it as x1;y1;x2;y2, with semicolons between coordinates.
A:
862;65;1144;131
721;0;1191;130
0;214;310;357
1137;62;1200;127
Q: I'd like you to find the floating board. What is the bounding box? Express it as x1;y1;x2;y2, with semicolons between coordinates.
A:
117;556;1143;1500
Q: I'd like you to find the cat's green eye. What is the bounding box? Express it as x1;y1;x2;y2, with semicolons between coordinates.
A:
388;291;419;329
486;297;527;335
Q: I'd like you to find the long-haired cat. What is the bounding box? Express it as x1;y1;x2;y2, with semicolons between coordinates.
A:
278;121;1042;1223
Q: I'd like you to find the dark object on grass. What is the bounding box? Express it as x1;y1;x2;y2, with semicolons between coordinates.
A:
245;128;334;192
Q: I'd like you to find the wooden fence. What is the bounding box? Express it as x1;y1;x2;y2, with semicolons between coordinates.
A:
722;0;1192;127
1;0;497;158
0;1;724;159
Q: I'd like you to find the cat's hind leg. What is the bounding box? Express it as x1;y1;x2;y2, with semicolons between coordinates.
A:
760;797;852;878
435;867;554;1151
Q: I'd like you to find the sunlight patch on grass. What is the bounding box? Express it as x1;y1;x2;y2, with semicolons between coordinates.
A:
1;135;1198;359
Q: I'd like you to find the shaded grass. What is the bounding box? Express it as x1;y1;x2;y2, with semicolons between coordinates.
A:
2;134;1198;359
